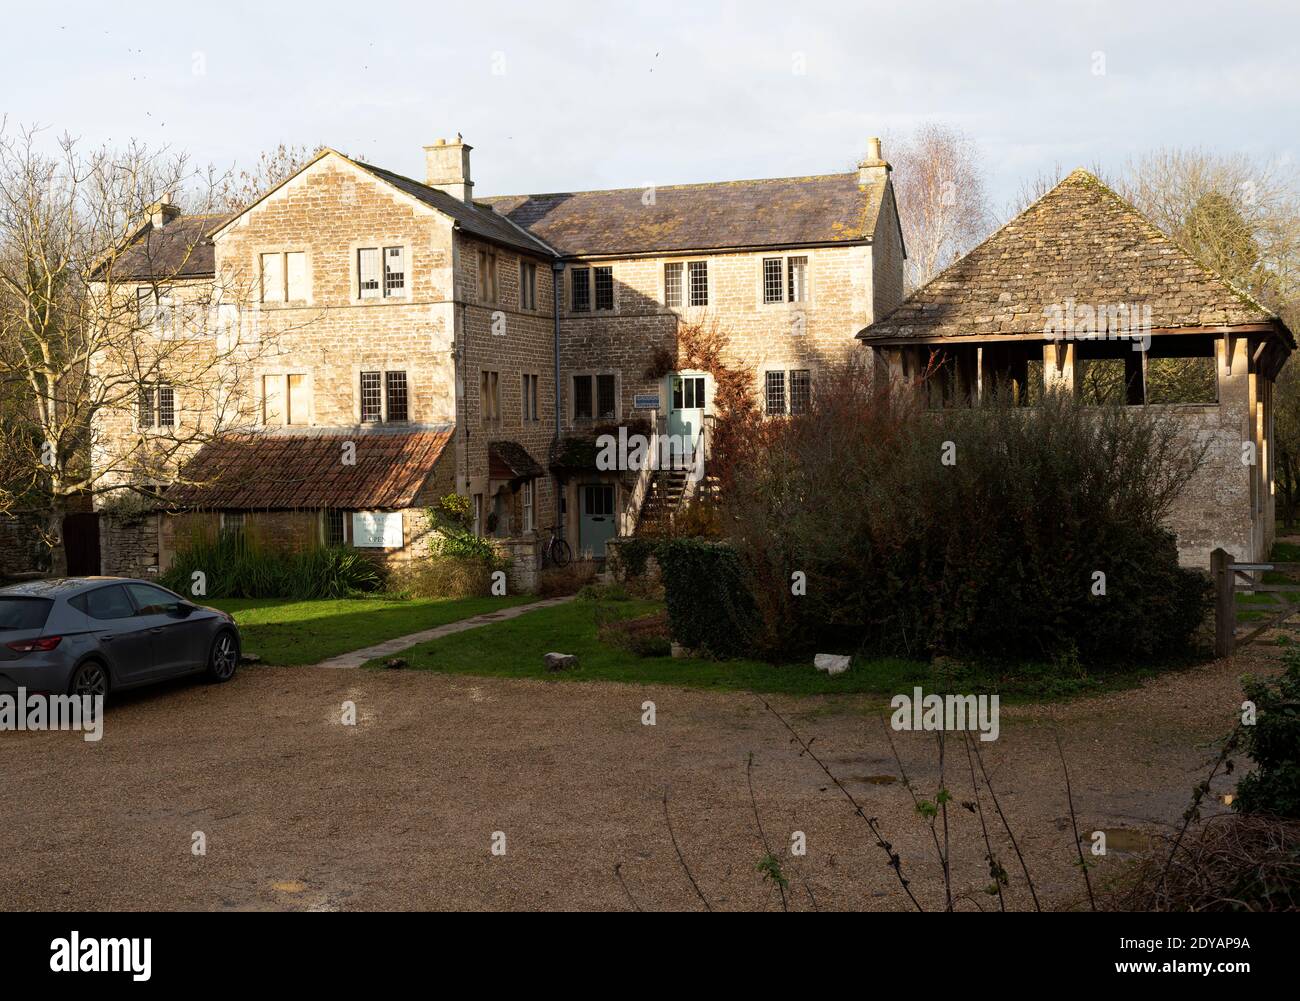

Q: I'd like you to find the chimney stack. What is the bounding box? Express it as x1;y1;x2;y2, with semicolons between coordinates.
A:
423;135;474;202
858;137;890;187
149;192;182;229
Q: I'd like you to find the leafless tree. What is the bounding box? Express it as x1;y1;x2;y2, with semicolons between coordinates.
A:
0;126;281;573
886;123;994;291
215;143;321;213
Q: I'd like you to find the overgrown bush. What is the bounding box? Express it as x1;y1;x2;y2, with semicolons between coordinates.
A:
655;538;758;658
1235;644;1300;819
538;559;598;597
721;364;1211;665
390;494;508;598
160;535;383;600
598;610;673;658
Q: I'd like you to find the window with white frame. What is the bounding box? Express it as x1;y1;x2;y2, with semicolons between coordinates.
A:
139;383;176;428
359;370;408;423
664;262;684;308
520;261;538;310
762;258;784;304
688;260;709;306
357;246;404;300
384;247;405;296
762;255;808;304
521;479;535;533
521;373;540;422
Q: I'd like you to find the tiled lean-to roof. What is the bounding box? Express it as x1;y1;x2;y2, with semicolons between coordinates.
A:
859;169;1288;343
482;171;892;258
166;426;453;511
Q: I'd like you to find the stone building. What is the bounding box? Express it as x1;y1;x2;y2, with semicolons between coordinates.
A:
92;135;906;577
860;169;1295;567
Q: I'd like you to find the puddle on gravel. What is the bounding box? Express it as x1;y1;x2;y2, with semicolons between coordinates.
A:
1093;828;1153;854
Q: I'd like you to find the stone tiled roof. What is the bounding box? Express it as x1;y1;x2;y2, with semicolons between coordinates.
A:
860;169;1283;342
165;426;452;511
482;172;891;258
488;441;544;482
347;158;557;258
107;214;228;280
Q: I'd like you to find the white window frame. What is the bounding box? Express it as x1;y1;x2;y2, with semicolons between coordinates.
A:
663;258;710;310
522;479;535;533
759;253;811;306
259;250;310;304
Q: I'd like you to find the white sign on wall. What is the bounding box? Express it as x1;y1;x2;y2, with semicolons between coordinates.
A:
352;511;403;548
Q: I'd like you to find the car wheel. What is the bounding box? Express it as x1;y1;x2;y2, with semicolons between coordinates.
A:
69;660;110;700
207;630;240;683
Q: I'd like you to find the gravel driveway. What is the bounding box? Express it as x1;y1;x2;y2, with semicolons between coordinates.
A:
0;646;1275;911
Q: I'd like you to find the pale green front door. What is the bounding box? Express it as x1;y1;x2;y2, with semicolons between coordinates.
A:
579;483;616;558
666;372;706;467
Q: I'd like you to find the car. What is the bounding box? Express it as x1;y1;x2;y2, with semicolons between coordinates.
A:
0;577;241;701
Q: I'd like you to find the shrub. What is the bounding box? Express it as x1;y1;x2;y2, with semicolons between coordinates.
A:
599;611;673;658
537;559;598;597
1235;644;1300;819
388;555;498;599
160;535;382;600
720;364;1211;665
655;538;758;658
578;581;630;602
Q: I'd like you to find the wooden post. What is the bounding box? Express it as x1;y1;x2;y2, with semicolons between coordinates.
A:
1212;547;1235;658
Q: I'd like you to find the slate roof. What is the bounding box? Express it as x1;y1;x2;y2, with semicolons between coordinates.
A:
165;426;452;511
860;169;1286;343
346;157;556;258
482;172;891;258
488;440;545;482
106;214;227;280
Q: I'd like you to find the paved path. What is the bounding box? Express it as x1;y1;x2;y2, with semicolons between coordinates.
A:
312;595;577;669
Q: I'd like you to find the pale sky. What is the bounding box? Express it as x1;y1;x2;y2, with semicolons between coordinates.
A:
5;0;1298;213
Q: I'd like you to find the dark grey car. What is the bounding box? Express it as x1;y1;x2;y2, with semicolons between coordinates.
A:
0;578;240;700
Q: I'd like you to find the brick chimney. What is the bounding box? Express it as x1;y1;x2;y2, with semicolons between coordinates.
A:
858;137;890;187
149;192;182;228
423;135;473;202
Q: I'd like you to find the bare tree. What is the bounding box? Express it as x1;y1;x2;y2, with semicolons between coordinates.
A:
215;143;321;213
0;126;279;573
886;123;994;291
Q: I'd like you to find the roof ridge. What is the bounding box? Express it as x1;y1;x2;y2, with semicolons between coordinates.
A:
482;171;860;202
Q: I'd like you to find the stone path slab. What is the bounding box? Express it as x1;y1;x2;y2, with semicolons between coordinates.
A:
313;595;577;669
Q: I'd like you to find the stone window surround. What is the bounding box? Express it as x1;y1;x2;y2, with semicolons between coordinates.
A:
347;238;414;306
135;382;178;433
566;264;618;316
757;251;814;308
349;363;413;424
569;369;621;426
758;364;815;416
518;257;543;312
659;256;713;315
253;245;314;307
520;371;542;425
257;367;315;427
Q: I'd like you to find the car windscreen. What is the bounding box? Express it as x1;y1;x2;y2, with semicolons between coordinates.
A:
0;597;54;631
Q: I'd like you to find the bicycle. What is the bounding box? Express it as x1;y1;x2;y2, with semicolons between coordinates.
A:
542;524;573;568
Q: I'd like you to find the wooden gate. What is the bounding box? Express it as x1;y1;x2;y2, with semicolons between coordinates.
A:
63;512;101;577
1212;547;1300;656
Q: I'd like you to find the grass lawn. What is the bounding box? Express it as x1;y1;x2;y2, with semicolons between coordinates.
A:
209;594;535;665
370;596;1171;700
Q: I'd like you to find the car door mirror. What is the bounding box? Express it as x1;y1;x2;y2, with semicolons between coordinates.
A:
174;602;196;617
